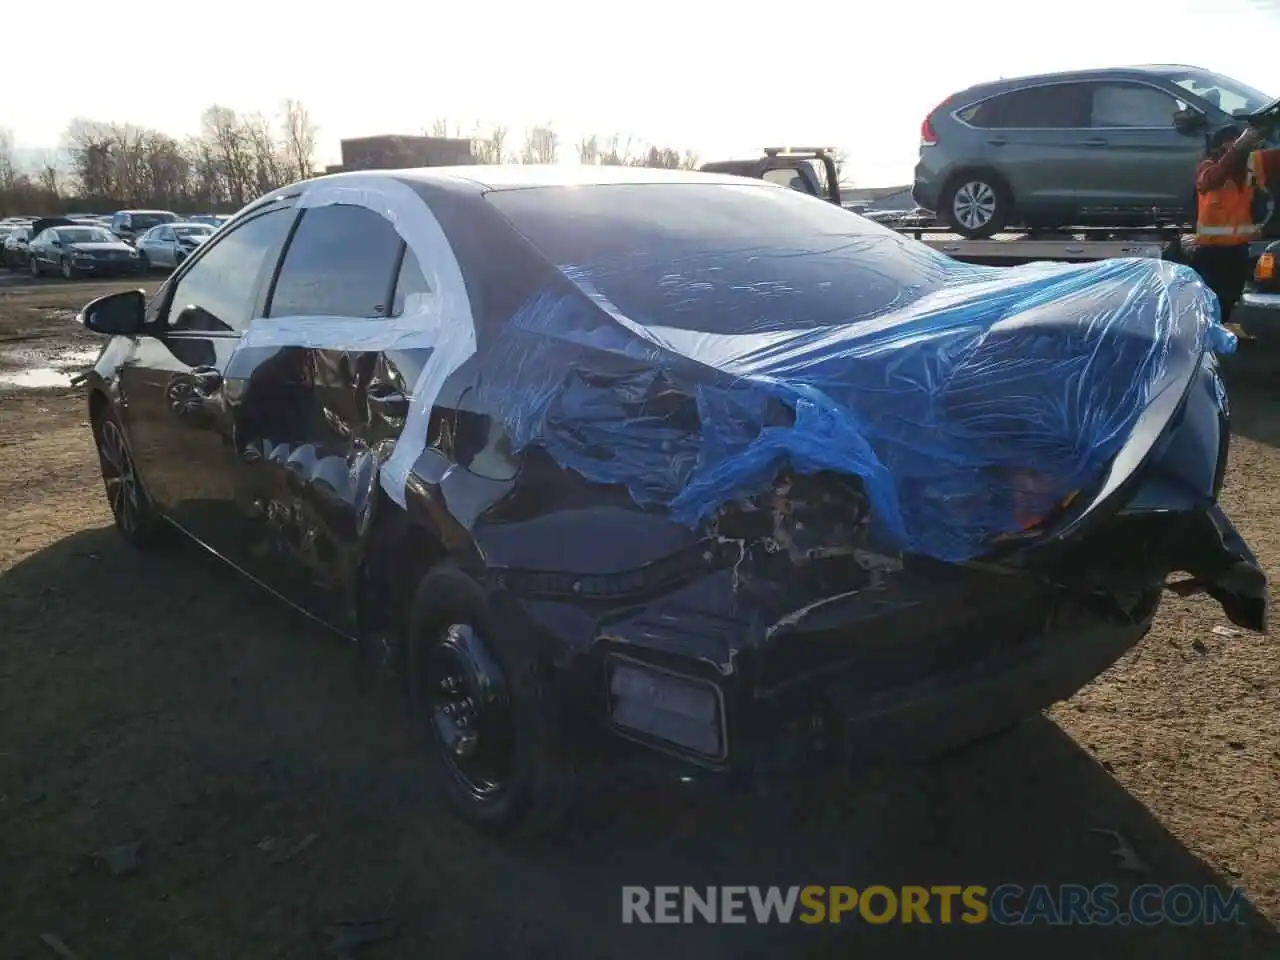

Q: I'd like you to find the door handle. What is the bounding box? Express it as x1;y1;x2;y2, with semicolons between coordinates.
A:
1082;138;1108;146
190;366;223;394
987;138;1008;146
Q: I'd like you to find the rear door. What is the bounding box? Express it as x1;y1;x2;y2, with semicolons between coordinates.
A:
1085;81;1200;217
964;82;1092;210
227;201;423;629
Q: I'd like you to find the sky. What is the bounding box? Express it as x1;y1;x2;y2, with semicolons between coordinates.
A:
5;0;1280;186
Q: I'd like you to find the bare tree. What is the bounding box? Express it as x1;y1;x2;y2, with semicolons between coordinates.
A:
64;118;117;199
680;149;700;170
242;113;287;196
636;145;682;169
0;128;17;194
202;106;255;207
470;122;507;164
36;152;63;196
185;134;222;209
520;124;558;165
281;99;317;180
598;134;638;166
17;106;703;214
141;132;191;208
430;118;468;139
107;123;152;206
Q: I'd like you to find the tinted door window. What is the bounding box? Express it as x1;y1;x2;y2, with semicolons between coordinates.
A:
267;204;403;319
968;84;1091;129
1091;83;1182;128
166;207;294;333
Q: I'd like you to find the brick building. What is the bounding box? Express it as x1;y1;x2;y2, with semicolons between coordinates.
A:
328;135;476;173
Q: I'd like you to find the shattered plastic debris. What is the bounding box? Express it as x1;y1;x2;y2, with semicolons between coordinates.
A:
477;185;1232;562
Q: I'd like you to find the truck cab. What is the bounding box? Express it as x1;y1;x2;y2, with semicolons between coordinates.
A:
700;147;843;204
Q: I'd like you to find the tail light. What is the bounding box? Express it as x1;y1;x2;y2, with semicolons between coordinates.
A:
920;113;938;147
1256;252;1275;282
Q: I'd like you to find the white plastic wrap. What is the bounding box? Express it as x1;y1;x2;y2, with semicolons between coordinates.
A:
234;175;477;508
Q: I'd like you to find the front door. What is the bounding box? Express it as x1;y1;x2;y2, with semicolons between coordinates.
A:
1083;81;1202;218
118;202;298;566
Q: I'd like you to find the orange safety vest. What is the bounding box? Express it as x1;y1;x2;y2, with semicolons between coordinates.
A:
1197;169;1259;247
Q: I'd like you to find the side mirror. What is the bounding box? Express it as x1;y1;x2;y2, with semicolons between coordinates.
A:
1175;109;1206;134
81;289;146;336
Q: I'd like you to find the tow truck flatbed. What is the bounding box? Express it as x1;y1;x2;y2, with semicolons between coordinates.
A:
890;225;1187;265
701;147;1274;266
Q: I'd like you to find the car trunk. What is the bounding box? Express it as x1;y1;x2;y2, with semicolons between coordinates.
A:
738;342;1265;697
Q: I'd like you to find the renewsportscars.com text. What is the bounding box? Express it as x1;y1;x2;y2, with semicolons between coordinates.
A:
621;884;1248;926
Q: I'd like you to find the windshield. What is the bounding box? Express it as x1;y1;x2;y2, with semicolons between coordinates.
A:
486;182;945;334
1168;70;1272;116
132;212;177;230
56;227;116;243
174;224;213;237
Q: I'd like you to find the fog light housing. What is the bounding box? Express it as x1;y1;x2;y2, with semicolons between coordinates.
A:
1256;252;1275;283
607;656;726;761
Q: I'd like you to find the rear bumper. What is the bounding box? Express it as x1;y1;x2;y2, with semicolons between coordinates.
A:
1234;290;1280;340
582;600;1155;787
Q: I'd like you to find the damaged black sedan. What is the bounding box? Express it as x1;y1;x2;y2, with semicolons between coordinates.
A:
78;166;1267;836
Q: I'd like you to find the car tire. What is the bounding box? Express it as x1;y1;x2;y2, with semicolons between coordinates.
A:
137;251;150;273
405;563;573;839
942;174;1011;239
60;257;75;280
91;405;169;547
29;255;41;278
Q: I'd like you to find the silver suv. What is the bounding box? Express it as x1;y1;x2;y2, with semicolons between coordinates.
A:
912;65;1273;238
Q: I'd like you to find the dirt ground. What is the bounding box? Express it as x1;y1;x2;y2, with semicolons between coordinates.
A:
1;274;1278;959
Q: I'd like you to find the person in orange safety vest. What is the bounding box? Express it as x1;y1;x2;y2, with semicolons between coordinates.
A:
1191;123;1265;324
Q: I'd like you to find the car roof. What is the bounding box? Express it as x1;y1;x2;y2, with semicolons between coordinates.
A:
954;64;1218;99
300;164;764;194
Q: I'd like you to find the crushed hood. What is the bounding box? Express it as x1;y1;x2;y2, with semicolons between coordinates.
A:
473;229;1234;563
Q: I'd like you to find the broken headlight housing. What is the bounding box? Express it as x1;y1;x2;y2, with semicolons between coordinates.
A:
607;656;726;761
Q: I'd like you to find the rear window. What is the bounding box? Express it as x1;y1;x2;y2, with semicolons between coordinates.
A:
132;212;177;230
486;183;945;334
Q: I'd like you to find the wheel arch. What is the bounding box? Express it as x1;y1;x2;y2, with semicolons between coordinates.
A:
941;165;1015;207
355;481;486;669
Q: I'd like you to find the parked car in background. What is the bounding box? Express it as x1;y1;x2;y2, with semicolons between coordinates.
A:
3;217;74;270
110;209;179;244
185;214;231;229
913;65;1274;237
2;225;34;269
135;221;215;270
28;223;143;279
1234;241;1280;341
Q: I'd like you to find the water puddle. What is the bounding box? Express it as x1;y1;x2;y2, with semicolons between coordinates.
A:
0;347;100;389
